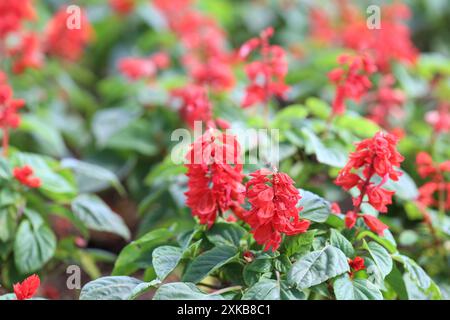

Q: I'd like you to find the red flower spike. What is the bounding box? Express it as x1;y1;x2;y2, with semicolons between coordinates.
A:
243;168;310;251
13;274;40;300
0;0;35;38
362;215;388;236
185;129;245;227
118;52;169;81
171;85;213;129
335;132;404;234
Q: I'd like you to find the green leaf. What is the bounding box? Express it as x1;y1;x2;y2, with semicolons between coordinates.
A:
386;264;408;300
205;222;246;247
363;240;393;279
356;230;397;254
288;246;349;290
301;128;347;168
393;254;441;300
61;158;125;195
72;194;130;240
330;229;354;257
298;189;331;222
79;276;160;300
0;207;15;242
333;274;383;300
153;282;224;300
0;157;12;180
152;246;183;281
242;279;280;300
335;114;380;138
112;228;173;276
182;245;238;283
283;230;316;257
14;220;56;274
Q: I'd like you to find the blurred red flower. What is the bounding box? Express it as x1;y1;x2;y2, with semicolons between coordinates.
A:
13;165;41;188
13;274;40;300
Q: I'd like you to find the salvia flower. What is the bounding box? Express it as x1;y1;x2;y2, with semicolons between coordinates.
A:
243;168;310;251
109;0;135;15
13;165;41;188
239;27;289;108
13;274;40;300
416;152;450;212
185;129;245;227
44;6;93;61
425;102;450;135
335;132;404;235
328;53;376;115
348;256;365;277
118;52;169;81
8;32;44;74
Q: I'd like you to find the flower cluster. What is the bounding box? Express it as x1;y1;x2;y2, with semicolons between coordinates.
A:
118;52;170;81
328;53;376;115
13;165;41;188
416;152;450;211
185;129;245;227
0;0;35;38
0;72;25;156
239;27;289;108
8;32;44;74
366;74;405;128
426;102;450;135
13;274;40;300
44;7;93;61
335;132;404;235
154;0;235;91
243;168;310;251
171;84;213;129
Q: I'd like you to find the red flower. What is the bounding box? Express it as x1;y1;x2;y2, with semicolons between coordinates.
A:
118;52;169;81
362;214;388;236
13;274;40;300
425;102;450;134
44;6;93;61
13;165;41;188
345;211;357;229
185;129;245;227
243;168;310;251
0;0;35;38
171;84;213;129
109;0;135;15
328;53;376;115
335;132;404;233
240;27;289;108
330;202;341;214
348;256;365;272
8;32;44;74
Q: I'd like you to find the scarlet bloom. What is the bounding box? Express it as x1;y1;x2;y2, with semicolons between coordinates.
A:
0;0;35;38
13;274;40;300
328;53;376;115
425;102;450;134
335;132;404;234
330;202;341;214
185;129;245;227
44;6;93;61
118;52;169;81
109;0;135;15
13;165;41;188
171;84;213;129
362;214;389;236
240;27;289;108
8;32;44;74
348;256;365;272
243;168;310;251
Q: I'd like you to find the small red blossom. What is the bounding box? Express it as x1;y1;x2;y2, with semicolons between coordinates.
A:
335;132;404;234
171;85;213;129
348;256;365;272
239;27;289;108
185;129;245;227
426;102;450;134
13;274;40;300
118;52;169;81
243;168;310;251
109;0;135;15
362;214;389;236
243;251;255;263
328;53;376;115
13;165;41;188
330;202;341;214
44;6;93;61
8;32;44;74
